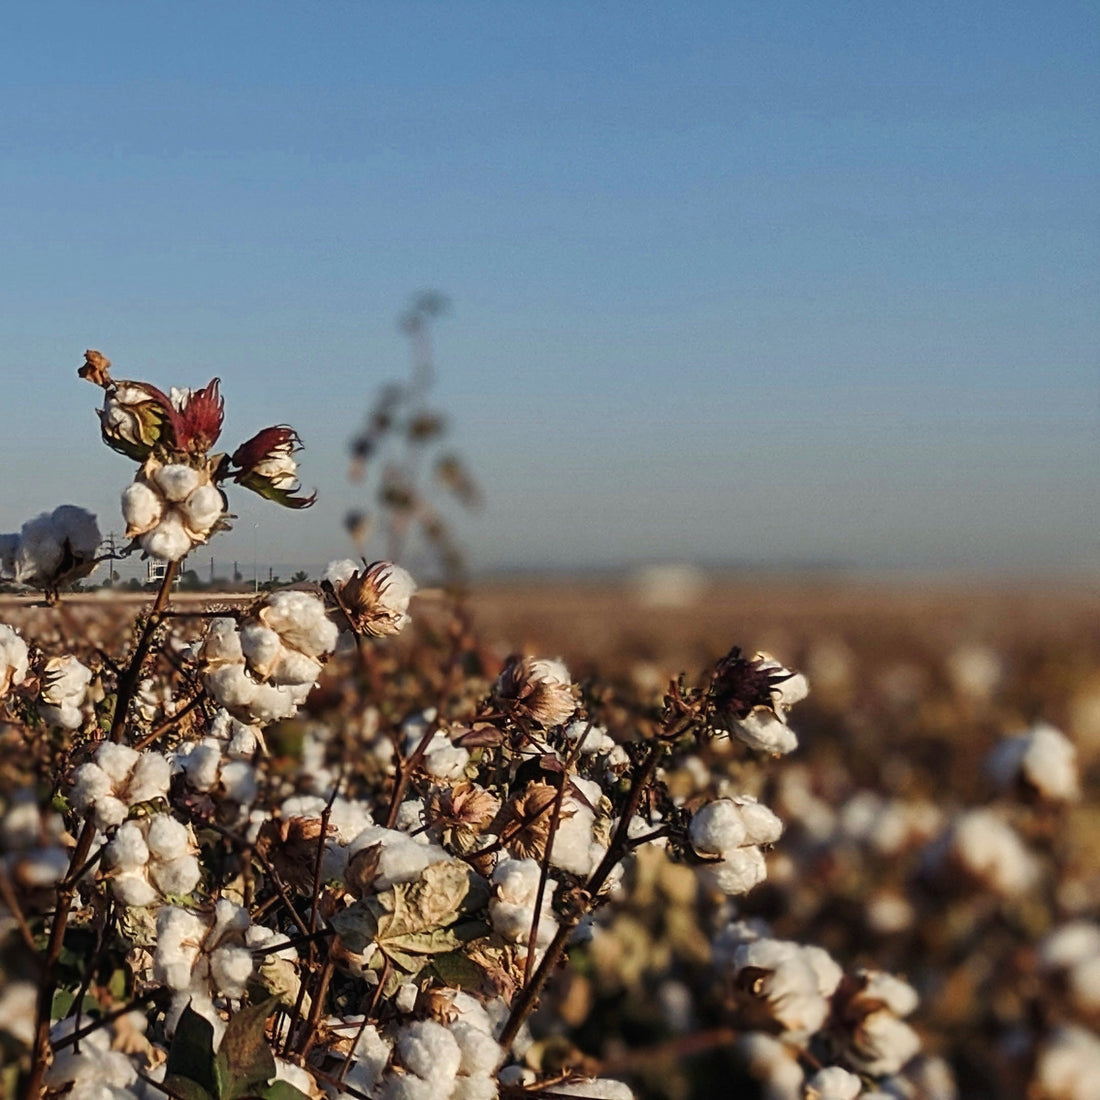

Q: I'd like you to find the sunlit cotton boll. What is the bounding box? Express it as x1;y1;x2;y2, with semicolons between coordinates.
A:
987;722;1080;802
141;513;192;562
153;463;202;503
38;654;93;729
941;807;1040;897
14;505;101;587
258;590;338;659
0;624;30;697
805;1067;863;1100
179;483;225;532
1033;1025;1100;1100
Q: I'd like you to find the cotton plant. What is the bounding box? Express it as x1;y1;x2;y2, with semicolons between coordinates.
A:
0;504;101;599
69;742;173;830
78;348;315;563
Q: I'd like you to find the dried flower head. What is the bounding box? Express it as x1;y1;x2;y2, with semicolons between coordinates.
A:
324;559;417;637
255;815;337;894
495;780;571;862
495;656;577;729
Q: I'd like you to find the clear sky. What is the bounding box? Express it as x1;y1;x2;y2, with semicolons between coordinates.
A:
1;1;1097;578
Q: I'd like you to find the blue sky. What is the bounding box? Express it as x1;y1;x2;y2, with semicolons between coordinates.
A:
1;1;1097;577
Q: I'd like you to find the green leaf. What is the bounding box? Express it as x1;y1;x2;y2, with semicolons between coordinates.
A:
260;1083;313;1100
429;951;485;991
166;1005;217;1096
162;1076;216;1100
213;999;277;1100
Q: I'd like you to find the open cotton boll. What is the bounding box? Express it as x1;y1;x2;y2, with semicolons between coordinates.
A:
698;846;768;896
0;624;29;694
142;514;193;561
260;590;338;658
451;1020;504;1077
210;945;254;998
121;481;163;535
248;682;302;724
397;1019;463;1084
175;740;223;792
96;743;141;785
146;815;191;861
150;853;201;897
221;761;258;805
554;1080;636;1099
240;623;284;680
203;619;245;665
206;664;260;710
180;483;224;533
730;710;798;755
153;463;202;502
736;797;784;847
154;906;207;989
270;649;323;688
690;800;749;855
805;1066;862;1099
112;873;159;908
127;752;172;803
106;821;150;872
323;558;359;586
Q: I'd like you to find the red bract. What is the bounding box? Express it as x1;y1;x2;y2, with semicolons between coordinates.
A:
168;378;224;455
231;425;298;471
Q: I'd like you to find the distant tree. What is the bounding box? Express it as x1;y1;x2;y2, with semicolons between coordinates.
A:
290;570;309;584
179;569;203;592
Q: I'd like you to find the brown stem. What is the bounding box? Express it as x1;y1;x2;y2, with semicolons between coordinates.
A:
524;771;567;988
132;689;205;751
498;740;665;1052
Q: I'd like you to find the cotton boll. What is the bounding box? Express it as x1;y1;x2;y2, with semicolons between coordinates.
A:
397;1019;462;1084
14;513;63;581
203;620;245;665
270;649;323;688
380;1076;437;1100
154;907;206;989
176;741;222;792
805;1066;863;1099
261;591;338;658
848;1010;922;1077
142;515;193;561
731;711;798;755
241;623;284;680
69;763;113;813
699;846;768;896
451;1020;504;1077
206;664;260;710
95;743;140;786
323;559;359;586
179;483;224;534
121;481;163;536
153;463;202;503
450;1076;498;1100
112;872;159;908
551;805;599;876
736;797;784;847
0;624;29;693
690;800;748;856
146;815;190;861
221;761;258;805
127;752;172;803
554;1080;636;1099
248;682;301;724
107;821;150;871
210;945;254;998
150;853;201;898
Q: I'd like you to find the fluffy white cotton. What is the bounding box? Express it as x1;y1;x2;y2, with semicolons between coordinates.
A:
690;800;749;855
260;590;338;658
490;858;558;947
153;463;202;503
323;558;359;586
1034;1026;1100;1100
805;1066;863;1099
554;1080;636;1099
121;481;163;533
397;1019;462;1084
987;722;1079;802
106;821;150;871
179;483;224;532
210;945;254;998
146;814;191;861
731;937;843;1036
945;808;1040;897
241;623;284;679
142;514;193;562
0;624;30;696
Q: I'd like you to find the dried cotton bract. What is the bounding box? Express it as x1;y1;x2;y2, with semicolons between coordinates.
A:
325;558;417;636
495;656;577;728
710;648;808;755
